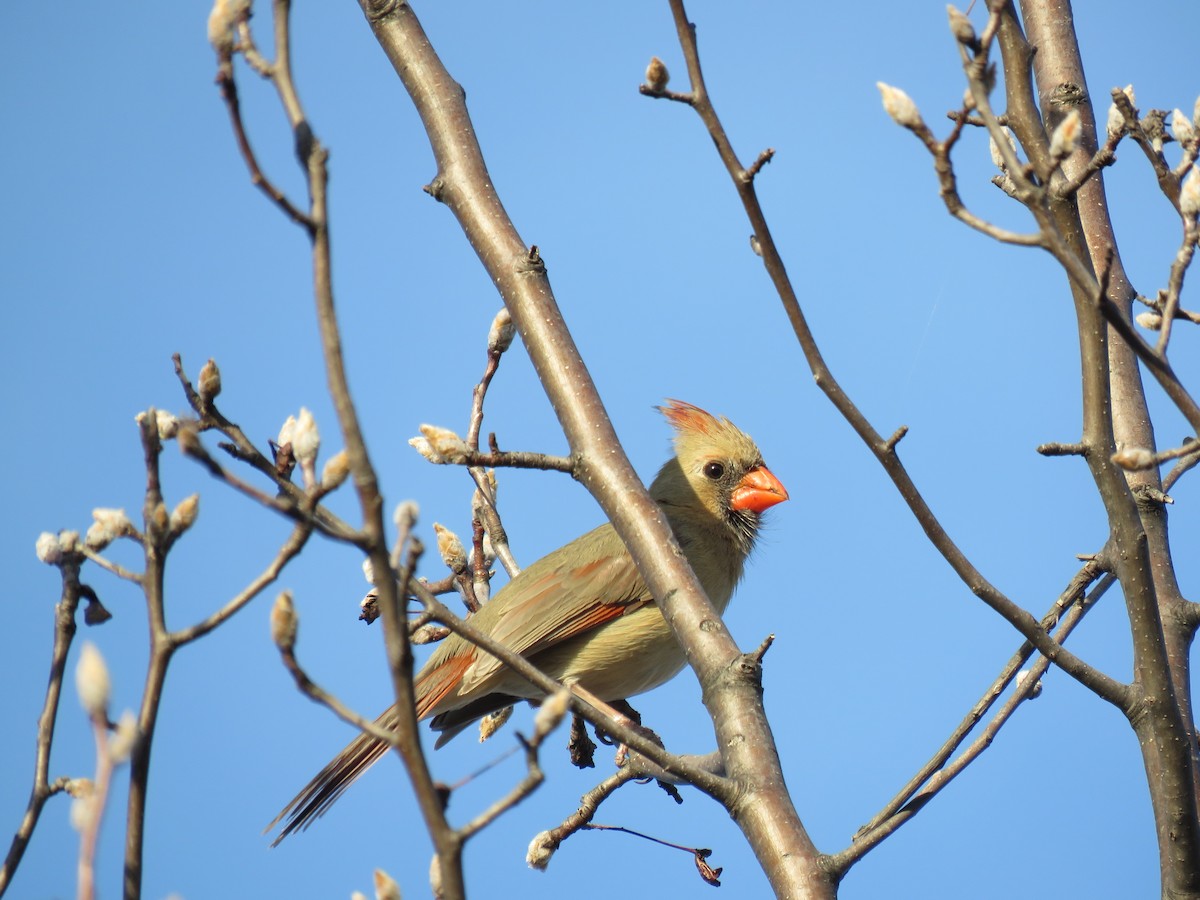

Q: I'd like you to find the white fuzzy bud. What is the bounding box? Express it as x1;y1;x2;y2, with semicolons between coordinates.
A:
207;0;250;56
989;127;1017;171
320;450;350;490
487;308;515;354
270;590;298;651
1015;669;1043;698
393;500;419;530
1112;447;1156;471
533;687;571;740
1050;110;1081;158
137;409;180;440
433;523;466;573
1135;311;1163;330
644;56;669;92
526;830;557;870
109;710;139;764
36;532;63;565
277;415;297;449
1171;109;1195;147
467;534;496;571
70;794;96;834
408;436;444;464
416;425;469;465
1123;84;1136;108
58;531;79;555
946;5;976;47
373;868;402;900
876;82;924;130
1181;167;1200;219
292;408;320;465
169;494;200;536
1106;102;1124;136
76;642;111;718
362;557;378;586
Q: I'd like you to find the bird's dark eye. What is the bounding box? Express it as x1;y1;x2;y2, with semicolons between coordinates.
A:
703;461;725;480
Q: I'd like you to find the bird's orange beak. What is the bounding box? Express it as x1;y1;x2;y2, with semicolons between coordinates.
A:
730;465;788;513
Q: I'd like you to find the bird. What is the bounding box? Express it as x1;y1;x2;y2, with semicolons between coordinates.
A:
268;399;788;842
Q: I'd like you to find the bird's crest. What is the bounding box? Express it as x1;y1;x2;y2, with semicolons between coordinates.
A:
658;399;725;437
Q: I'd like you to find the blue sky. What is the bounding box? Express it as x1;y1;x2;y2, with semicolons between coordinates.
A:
2;2;1198;898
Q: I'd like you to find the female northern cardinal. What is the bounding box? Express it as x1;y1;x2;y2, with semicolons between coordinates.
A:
270;400;787;841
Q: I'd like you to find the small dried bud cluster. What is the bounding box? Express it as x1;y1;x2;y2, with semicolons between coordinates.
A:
487;308;516;354
1049;109;1082;159
433;523;467;573
644;56;669;92
410;425;470;465
1112;446;1156;471
36;530;81;565
197;358;222;405
477;705;513;742
271;590;298;651
136;409;180;441
876;82;924;131
85;508;136;551
76;642;111;718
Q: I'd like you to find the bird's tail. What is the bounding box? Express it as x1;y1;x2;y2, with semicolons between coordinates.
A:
265;706;398;845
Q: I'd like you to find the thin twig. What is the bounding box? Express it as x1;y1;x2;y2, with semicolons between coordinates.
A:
0;562;85;894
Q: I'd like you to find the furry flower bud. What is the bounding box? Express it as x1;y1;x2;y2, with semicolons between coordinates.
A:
197;358;222;404
1181;167;1200;219
415;425;469;464
1112;447;1156;471
876;82;924;130
1049;109;1081;158
433;523;467;573
644;56;669;92
526;830;557;870
1171;108;1195;147
36;532;63;565
373;869;402;900
76;642;111;718
946;5;976;47
169;494;200;536
320;450;350;490
271;590;298;651
487;308;515;354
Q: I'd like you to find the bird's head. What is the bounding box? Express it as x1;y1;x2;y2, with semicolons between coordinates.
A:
650;399;788;553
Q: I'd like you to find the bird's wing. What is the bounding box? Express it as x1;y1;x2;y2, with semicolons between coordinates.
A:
454;524;651;693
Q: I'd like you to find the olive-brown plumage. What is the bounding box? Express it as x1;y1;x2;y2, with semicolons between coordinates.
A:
269;400;787;842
